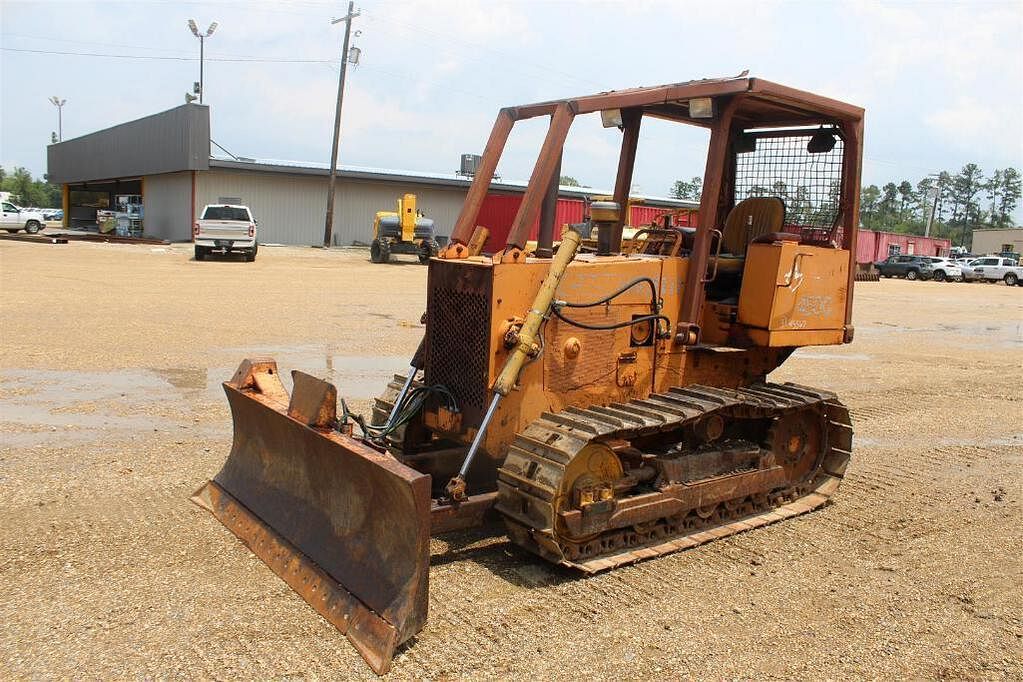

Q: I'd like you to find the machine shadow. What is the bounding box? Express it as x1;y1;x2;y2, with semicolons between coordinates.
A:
429;522;578;589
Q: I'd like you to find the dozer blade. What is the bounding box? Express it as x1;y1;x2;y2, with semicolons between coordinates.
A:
192;358;431;674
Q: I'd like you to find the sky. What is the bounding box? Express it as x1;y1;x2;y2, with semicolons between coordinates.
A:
2;0;1022;201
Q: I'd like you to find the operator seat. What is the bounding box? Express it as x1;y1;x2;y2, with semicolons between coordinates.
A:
720;197;786;256
705;195;791;302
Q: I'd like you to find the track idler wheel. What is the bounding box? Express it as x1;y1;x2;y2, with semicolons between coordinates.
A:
553;443;623;543
767;407;826;484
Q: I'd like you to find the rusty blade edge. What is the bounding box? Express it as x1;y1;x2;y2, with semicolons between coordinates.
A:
191;480;400;675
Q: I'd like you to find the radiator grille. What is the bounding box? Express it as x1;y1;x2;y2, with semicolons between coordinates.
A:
425;264;492;417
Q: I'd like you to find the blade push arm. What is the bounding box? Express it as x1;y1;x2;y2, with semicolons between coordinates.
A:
445;229;583;500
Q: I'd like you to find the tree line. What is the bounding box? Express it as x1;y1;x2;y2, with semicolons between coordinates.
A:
669;165;1020;245
860;165;1020;244
0;167;62;208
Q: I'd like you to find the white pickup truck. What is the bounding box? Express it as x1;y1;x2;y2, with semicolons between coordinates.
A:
961;256;1022;285
193;204;258;261
1;200;46;234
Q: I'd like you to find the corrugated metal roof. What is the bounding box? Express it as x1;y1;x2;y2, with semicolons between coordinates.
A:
207;155;696;208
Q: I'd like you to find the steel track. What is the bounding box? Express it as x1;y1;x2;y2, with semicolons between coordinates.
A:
495;383;852;572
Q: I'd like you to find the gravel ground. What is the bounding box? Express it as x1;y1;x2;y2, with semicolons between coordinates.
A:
1;240;1020;680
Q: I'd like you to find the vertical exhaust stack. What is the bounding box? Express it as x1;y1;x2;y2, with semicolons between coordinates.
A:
591;201;621;256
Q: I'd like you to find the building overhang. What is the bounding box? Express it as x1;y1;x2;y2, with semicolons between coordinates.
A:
47;105;211;185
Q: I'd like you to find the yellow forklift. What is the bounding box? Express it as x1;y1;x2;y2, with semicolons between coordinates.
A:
370;193;439;264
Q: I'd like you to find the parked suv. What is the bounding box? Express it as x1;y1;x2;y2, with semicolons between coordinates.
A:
874;254;934;280
920;256;963;282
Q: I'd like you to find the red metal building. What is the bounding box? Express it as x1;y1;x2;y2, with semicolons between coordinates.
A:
478;193;690;251
854;230;951;264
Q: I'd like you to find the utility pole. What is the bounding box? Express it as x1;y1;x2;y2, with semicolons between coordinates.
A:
323;1;359;247
924;173;941;238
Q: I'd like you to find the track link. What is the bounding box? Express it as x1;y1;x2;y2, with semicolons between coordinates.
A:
496;382;852;572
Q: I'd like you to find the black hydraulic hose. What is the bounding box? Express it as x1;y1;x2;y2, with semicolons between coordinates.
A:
559;276;659;309
553;275;668;333
340;383;457;441
552;306;672;332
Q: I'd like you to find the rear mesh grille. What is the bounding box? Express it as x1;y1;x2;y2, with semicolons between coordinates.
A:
425;264;491;416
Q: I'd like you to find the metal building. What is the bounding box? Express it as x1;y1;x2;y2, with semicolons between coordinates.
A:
970;228;1023;257
47;105;694;246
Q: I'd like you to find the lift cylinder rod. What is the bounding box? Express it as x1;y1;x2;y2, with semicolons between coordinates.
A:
445;229;583;500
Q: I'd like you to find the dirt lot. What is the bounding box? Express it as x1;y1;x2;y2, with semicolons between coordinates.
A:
1;240;1020;680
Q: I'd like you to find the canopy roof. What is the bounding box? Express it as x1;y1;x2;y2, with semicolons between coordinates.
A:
510;75;864;128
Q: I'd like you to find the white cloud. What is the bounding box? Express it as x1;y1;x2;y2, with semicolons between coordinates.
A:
925;96;1008;150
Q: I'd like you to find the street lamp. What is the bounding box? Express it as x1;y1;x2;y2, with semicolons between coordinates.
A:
187;19;218;103
49;96;66;141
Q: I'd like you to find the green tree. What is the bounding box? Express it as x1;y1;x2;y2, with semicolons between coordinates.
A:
948;163;985;246
42;175;62;206
860;184;880;228
788;185;811;225
985;169;1003;226
559;175;581;187
4;167;34;205
0;166;61;207
879;182;899;227
897;180;915;221
669;176;702;201
935;171;953;225
997;168;1021;227
915;177;936;225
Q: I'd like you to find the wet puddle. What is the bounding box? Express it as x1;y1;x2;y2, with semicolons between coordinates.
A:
210;347;410;399
0;352;410;448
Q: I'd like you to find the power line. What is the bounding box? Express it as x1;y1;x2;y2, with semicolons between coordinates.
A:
1;47;335;64
2;32;197;55
0;32;325;62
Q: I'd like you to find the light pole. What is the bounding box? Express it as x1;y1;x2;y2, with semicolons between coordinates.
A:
322;1;360;247
49;96;66;141
187;19;218;103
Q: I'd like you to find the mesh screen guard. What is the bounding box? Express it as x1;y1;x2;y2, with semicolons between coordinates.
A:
733;130;845;244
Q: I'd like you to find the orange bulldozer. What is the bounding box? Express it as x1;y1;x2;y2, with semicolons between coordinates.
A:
194;74;862;673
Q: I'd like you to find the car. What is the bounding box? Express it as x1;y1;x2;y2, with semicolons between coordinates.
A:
920;256;963;282
962;256;1022;284
873;254;935;280
193;204;258;261
924;255;961;282
42;208;63;221
1;201;46;233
